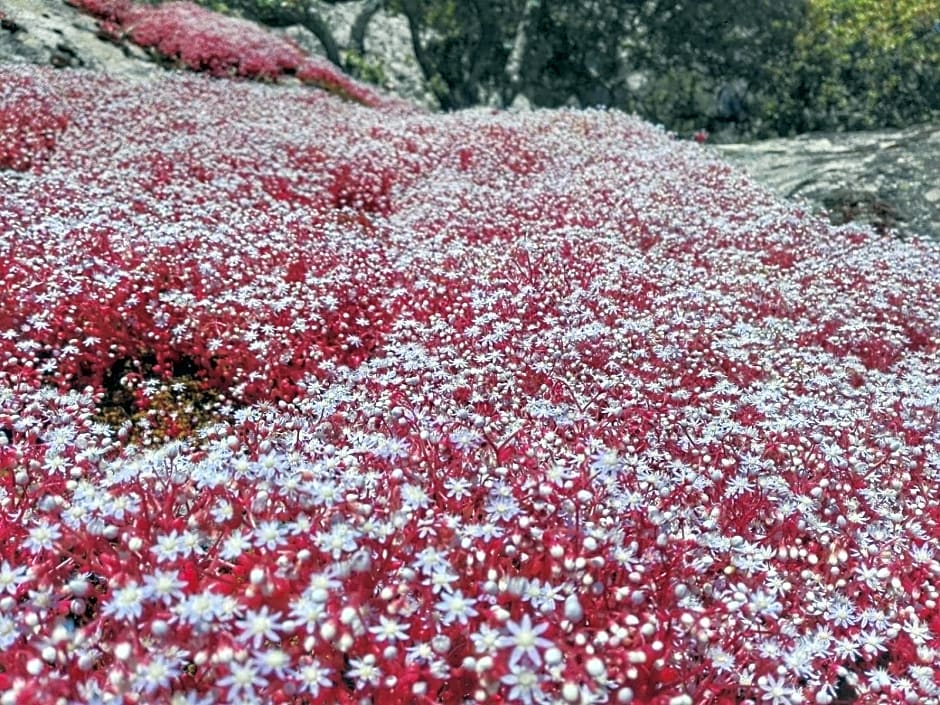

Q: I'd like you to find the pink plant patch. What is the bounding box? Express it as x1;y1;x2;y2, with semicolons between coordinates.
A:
66;0;402;107
0;73;69;171
1;63;940;705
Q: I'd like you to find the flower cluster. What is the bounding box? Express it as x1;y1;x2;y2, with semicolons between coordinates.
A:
0;72;69;171
1;59;940;705
65;0;399;106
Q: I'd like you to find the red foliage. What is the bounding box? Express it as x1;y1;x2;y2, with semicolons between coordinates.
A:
1;62;940;705
0;74;69;171
66;0;403;107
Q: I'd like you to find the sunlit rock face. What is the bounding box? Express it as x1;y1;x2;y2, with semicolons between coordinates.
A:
0;0;157;77
718;123;940;241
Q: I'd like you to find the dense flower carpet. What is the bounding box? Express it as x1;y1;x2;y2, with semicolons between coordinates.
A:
1;5;940;704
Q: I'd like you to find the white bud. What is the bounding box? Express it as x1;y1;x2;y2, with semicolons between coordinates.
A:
340;606;358;625
564;594;584;623
338;633;354;652
585;657;605;679
432;635;451;654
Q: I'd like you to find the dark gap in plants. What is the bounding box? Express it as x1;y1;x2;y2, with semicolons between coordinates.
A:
341;654;357;692
822;189;904;237
91;350;233;444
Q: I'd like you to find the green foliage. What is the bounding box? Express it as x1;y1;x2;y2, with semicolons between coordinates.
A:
343;49;386;86
187;0;938;137
515;1;633;108
631;69;714;135
389;0;526;108
616;0;808;138
760;0;940;135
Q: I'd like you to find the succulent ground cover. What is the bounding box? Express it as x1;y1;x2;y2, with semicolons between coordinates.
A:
64;0;400;107
2;23;940;705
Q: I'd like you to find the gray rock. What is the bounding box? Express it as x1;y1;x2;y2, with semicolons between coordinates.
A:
357;9;435;110
716;124;940;241
279;0;437;110
0;0;159;79
0;0;432;106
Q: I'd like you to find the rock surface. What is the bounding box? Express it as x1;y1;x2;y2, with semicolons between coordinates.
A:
0;0;158;79
717;124;940;241
304;0;436;109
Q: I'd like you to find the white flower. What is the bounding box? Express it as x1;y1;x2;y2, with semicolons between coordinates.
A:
254;520;288;551
708;647;736;673
759;675;797;705
724;473;754;498
102;581;145;622
289;591;327;632
315;521;360;557
143;569;187;606
134;654;182;695
501;665;542;705
823;597;857;628
405;641;435;665
435;589;479;625
151;530;184;563
832;636;861;661
253;647;291;677
903;614;933;645
448;428;482;451
487;495;521;522
443;475;473;499
500;613;553;667
173;592;230;631
0;615;20;649
220;529;253;560
748;589;782;618
866;666;892;690
296;659;332;697
472;624;502;654
217;661;268;701
368;615;410;643
424;569;458;594
0;561;29;595
23;520;62;554
168;689;215;705
401;483;431;509
859;629;887;654
413;546;450;575
346;655;381;688
236;606;285;648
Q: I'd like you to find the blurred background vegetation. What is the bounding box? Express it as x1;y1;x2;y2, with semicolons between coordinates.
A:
197;0;937;141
